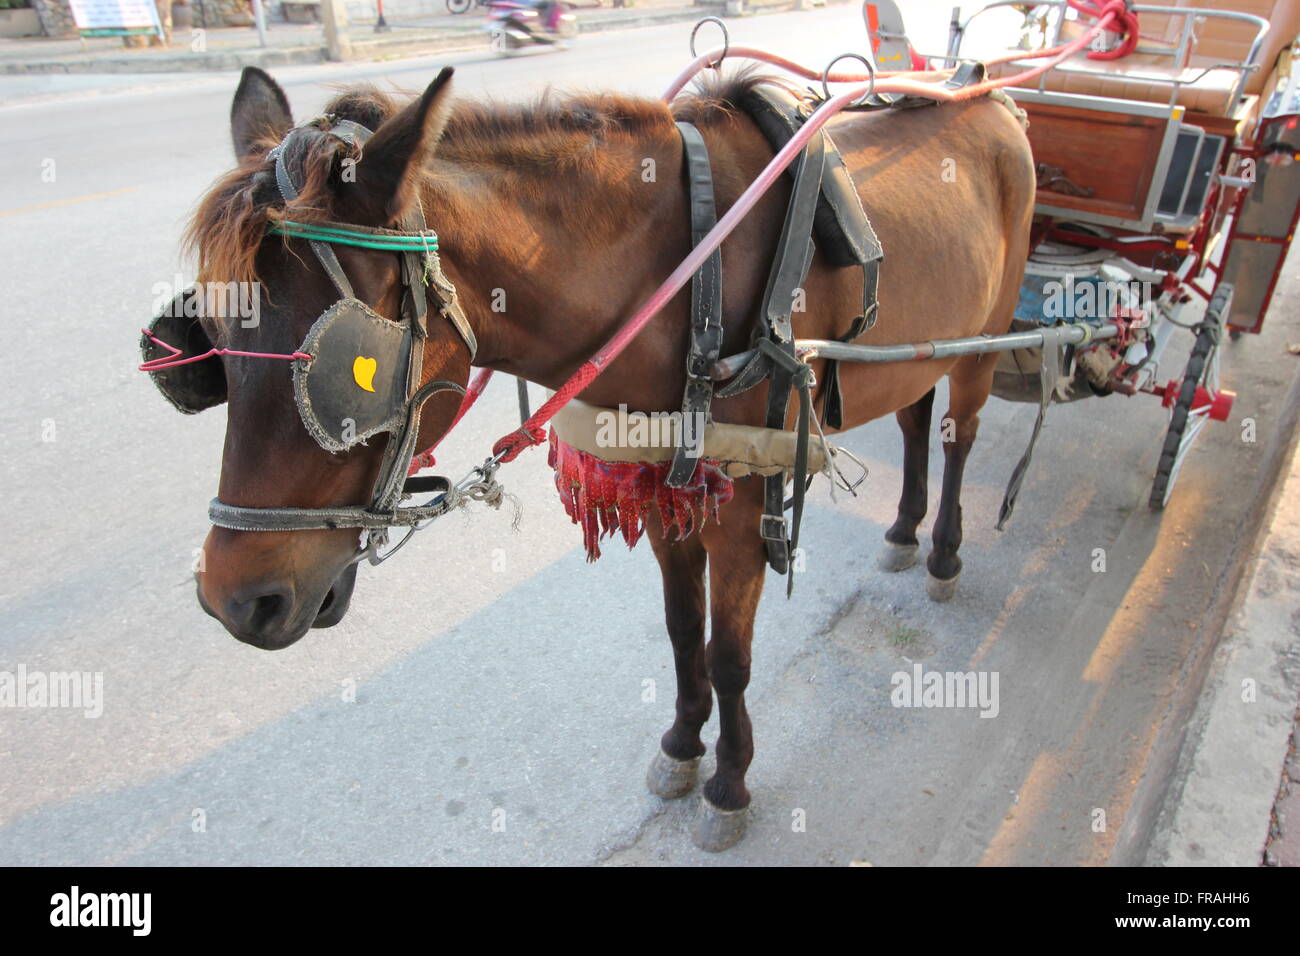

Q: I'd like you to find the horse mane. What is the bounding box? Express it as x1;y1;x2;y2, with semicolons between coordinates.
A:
185;71;771;287
439;66;772;164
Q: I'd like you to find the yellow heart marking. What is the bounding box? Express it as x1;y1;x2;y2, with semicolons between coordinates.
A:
352;356;378;392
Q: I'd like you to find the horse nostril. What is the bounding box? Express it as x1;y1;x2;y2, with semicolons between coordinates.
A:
318;586;337;616
226;585;294;642
249;592;291;631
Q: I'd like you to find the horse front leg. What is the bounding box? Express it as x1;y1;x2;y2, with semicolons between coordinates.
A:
928;355;996;601
880;386;935;572
645;529;711;800
695;479;767;851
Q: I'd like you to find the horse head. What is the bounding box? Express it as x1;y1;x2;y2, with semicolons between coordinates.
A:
147;66;472;649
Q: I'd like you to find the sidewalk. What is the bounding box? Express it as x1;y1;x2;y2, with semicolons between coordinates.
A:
0;0;803;74
1265;717;1300;864
1145;392;1300;866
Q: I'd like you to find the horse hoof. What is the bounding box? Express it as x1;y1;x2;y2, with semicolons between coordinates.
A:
926;570;961;603
646;748;700;800
877;541;919;572
693;797;749;852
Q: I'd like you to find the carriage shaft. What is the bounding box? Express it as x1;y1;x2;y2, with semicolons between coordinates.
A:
709;321;1121;380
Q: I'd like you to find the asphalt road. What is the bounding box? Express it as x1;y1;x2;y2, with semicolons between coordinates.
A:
1;3;1297;866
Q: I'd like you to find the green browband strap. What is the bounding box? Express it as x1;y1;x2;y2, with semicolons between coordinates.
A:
269;219;440;253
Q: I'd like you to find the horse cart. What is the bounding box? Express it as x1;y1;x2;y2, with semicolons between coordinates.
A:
138;0;1300;850
933;0;1300;509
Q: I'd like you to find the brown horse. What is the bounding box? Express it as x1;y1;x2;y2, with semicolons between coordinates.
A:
178;65;1034;850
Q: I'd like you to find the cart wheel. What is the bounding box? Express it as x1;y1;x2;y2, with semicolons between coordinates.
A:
447;0;473;13
1149;285;1232;510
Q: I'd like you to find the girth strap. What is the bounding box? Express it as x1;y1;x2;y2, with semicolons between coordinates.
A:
667;121;724;488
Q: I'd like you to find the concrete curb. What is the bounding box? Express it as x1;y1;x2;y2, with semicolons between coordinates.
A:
1142;373;1300;866
0;5;783;75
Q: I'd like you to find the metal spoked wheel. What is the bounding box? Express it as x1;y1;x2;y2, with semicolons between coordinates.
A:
1149;285;1232;510
446;0;473;14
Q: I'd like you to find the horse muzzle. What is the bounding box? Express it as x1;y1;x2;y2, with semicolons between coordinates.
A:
196;531;361;650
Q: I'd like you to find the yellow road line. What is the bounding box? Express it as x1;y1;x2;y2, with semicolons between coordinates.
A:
0;185;142;218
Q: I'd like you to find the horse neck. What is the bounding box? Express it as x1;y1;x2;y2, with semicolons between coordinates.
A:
426;127;689;394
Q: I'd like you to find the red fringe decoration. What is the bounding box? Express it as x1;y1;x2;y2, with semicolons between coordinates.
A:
547;428;735;561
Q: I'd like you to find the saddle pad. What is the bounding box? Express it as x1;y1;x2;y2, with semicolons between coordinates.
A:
550;400;830;479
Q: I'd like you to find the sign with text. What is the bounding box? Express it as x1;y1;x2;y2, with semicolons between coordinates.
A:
67;0;164;37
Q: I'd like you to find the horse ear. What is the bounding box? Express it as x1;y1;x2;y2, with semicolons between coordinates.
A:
231;67;292;159
350;67;455;223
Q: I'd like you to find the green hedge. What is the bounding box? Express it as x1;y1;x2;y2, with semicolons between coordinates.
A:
0;0;33;9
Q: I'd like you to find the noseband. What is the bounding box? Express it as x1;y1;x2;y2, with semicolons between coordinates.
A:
141;117;480;564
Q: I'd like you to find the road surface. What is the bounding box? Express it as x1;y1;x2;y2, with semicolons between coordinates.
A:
0;2;1297;865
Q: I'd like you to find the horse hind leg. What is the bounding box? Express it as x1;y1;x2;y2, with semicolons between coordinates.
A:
694;479;767;851
645;528;710;800
927;354;999;602
880;386;935;572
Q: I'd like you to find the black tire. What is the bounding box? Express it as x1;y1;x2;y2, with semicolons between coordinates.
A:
447;0;473;13
1149;286;1230;510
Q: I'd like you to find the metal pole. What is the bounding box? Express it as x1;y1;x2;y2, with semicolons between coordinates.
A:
375;0;389;32
515;377;530;424
946;6;962;60
251;0;268;46
710;323;1123;380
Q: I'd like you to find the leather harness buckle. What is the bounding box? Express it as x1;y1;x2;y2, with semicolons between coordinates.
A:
760;514;789;543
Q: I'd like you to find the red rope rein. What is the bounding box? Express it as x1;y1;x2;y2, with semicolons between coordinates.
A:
411;1;1137;473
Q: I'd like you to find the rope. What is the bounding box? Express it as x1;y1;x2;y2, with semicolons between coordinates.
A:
491;360;601;462
1067;0;1140;61
268;220;441;252
140;326;310;372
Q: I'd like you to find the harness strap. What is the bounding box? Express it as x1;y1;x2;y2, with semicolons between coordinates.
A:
208;378;468;533
746;85;883;268
757;130;825;577
758;339;814;598
821;258;880;429
667;121;724;488
270;124;370;300
269;220;441;250
208;495;457;532
743;83;885;430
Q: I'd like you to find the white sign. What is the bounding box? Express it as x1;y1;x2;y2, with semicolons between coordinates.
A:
67;0;163;35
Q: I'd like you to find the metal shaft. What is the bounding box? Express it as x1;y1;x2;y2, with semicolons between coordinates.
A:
710;322;1121;380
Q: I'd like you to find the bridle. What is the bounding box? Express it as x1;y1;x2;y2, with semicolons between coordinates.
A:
141;117;484;565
